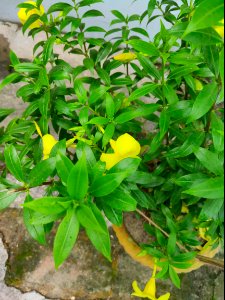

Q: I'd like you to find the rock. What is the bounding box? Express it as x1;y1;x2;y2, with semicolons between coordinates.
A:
0;208;224;300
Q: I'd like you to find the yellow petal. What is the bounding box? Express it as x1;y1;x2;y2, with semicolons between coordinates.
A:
114;52;137;63
100;153;122;170
110;139;117;152
144;278;156;298
131;281;147;298
42;134;58;158
114;134;141;158
158;293;171;300
34;121;43;138
18;1;45;28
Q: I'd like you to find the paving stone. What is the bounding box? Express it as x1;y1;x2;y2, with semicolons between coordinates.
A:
0;209;224;300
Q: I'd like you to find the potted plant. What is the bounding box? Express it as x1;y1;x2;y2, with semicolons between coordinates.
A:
0;0;224;298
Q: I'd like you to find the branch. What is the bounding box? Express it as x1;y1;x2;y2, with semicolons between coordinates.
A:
136;209;224;270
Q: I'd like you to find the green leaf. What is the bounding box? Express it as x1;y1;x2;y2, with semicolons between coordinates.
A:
56;154;73;185
211;111;224;152
29;158;56;187
187;82;218;123
43;36;55;64
89;87;109;105
163;84;179;105
111;10;126;22
115;104;160;124
128;40;160;57
4;144;24;182
31;212;64;225
184;0;224;34
131;28;149;38
172;252;197;263
148;0;157;18
90;173;125;197
183;176;224;199
96;42;112;63
183;28;223;45
88;117;109;125
22;14;41;33
169;265;181;289
194;147;224;175
67;154;89;200
23;194;46;245
200;198;224;220
74;79;87;104
23;197;72;215
96;67;111;86
102;123;115;148
127;171;165;187
0;73;21;90
47;2;73;14
167;233;177;256
76;142;97;171
54;207;79;268
86;203;111;261
109;157;141;177
76;204;105;233
83;9;104;18
159;109;170;139
0;192;19;210
128;83;157;102
100;187;137;211
0;108;15;122
203;46;220;77
102;205;123;226
105;93;115;119
137;54;161;79
85;26;106;33
168;65;199;80
14;63;42;73
9;50;20;66
166;132;205;158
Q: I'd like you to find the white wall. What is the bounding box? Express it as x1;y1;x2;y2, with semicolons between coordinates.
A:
0;0;148;25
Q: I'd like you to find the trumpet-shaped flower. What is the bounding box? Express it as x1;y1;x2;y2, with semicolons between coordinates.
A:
132;265;170;300
114;52;137;63
100;133;141;170
18;1;45;29
214;19;224;38
34;122;58;160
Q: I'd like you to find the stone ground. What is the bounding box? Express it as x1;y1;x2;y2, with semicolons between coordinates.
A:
0;21;224;300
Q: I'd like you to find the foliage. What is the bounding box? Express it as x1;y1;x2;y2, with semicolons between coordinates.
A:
0;0;224;289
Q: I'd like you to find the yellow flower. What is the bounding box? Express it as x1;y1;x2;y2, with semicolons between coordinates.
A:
132;265;170;300
34;122;58;160
100;133;141;170
18;1;45;29
114;52;137;63
213;19;224;39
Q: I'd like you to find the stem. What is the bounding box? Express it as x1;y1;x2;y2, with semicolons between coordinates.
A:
136;209;224;270
10;181;54;194
196;254;224;269
136;209;187;252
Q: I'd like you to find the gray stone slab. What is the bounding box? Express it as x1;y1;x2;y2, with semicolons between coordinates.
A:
0;209;224;300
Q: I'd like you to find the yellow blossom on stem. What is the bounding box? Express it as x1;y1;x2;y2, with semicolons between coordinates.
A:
34;122;58;160
100;133;141;170
114;52;137;63
18;1;45;29
213;19;224;38
132;265;170;300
